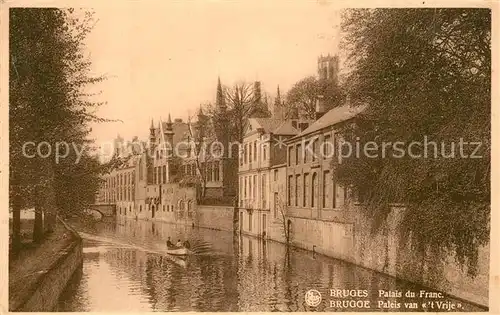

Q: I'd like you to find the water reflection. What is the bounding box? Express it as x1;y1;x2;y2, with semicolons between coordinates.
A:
57;218;485;312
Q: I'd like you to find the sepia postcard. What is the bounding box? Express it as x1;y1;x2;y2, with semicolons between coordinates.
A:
1;0;499;313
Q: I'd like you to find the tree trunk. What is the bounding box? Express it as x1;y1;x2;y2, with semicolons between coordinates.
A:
11;204;21;253
43;164;57;234
33;185;44;243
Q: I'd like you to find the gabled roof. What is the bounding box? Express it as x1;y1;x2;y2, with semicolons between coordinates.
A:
248;118;300;136
292;104;367;139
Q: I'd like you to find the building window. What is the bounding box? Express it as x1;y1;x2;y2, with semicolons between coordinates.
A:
249;143;252;163
288;146;293;166
244;143;248;164
248;212;252;231
261;174;267;209
262;214;267;234
295;174;300;207
239;177;243;203
312;172;318;207
253;141;257;161
163;165;167;183
296;144;302;165
304;173;309;207
214;161;220;181
253;175;257;200
244;177;247;199
263;144;267;161
323;170;330;208
274;169;278;181
288;175;293;206
333;180;337;208
153;167;157;184
312;139;318;162
207;162;213;182
140;205;142;212
323;134;332;157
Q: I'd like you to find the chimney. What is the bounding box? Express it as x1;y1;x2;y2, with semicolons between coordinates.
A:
315;95;327;120
299;122;309;131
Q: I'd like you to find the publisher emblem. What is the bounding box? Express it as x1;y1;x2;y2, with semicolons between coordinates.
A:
305;289;322;307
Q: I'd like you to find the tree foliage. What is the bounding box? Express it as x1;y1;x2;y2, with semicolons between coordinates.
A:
335;8;490;274
10;8;107;249
286;75;343;119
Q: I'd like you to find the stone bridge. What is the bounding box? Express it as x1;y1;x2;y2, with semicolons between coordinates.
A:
88;204;116;217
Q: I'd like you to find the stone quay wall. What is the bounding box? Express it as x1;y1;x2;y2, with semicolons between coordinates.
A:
13;217;83;312
195;205;235;232
269;204;489;308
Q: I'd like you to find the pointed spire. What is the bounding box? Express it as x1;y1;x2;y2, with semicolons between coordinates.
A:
150;118;154;129
198;104;204;116
166;113;173;132
216;76;226;110
275;85;281;105
253;81;262;105
273;85;282;118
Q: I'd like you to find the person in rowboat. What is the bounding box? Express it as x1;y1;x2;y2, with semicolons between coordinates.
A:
166;237;174;248
183;240;191;249
176;239;182;247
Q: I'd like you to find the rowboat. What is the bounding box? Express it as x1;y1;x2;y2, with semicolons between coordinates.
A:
166;246;189;256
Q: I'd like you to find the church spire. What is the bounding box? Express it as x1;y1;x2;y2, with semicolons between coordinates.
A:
273;85;282;118
166;113;173;131
216;76;226;111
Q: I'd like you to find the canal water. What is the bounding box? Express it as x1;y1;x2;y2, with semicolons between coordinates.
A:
57;217;485;312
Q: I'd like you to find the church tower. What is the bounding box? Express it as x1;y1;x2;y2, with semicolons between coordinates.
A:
214;77;228;150
273;85;284;119
250;81;271;118
318;54;339;83
164;114;174;152
149;119;156;156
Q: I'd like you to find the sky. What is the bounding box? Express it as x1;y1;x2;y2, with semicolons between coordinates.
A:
84;2;342;147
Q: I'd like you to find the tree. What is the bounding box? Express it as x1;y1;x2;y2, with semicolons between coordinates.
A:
186;105;217;199
10;8;107;250
286;76;343;119
224;82;255;143
335;8;490;274
277;197;292;245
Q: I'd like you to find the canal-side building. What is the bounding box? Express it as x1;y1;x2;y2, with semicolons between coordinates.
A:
179;81;238;202
238;117;312;238
97;77;239;224
283;103;366;260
